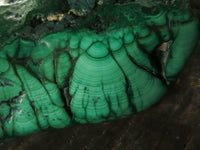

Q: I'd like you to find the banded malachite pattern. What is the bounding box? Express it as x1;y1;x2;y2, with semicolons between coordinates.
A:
0;3;199;141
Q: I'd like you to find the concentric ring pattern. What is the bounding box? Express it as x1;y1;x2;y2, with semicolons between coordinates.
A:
0;3;199;141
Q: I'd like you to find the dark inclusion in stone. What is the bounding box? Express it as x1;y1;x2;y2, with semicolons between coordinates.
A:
0;3;199;141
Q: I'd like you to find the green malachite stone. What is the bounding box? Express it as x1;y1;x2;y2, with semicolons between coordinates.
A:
0;2;199;141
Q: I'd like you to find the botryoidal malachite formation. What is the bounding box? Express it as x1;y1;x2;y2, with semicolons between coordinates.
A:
0;3;199;141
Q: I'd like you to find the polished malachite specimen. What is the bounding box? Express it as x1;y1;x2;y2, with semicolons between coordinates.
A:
0;3;199;141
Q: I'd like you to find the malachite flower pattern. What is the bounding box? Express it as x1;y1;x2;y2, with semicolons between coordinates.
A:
0;3;199;141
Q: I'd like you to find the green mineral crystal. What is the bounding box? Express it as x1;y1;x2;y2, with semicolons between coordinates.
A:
0;1;199;141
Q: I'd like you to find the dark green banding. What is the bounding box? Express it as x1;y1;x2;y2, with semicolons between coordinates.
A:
87;42;109;59
166;17;199;80
0;3;198;141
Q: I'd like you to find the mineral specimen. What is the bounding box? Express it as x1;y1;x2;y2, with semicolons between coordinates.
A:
0;1;199;141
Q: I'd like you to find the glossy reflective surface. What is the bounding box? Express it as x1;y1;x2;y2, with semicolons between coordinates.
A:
0;1;199;141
